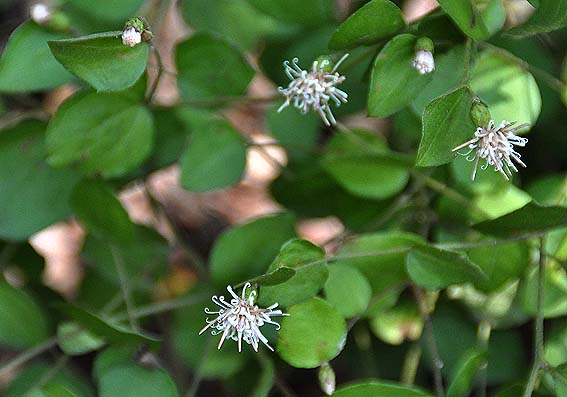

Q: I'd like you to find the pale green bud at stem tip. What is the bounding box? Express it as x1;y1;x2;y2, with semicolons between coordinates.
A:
318;362;336;395
415;37;434;54
123;17;153;44
470;97;492;128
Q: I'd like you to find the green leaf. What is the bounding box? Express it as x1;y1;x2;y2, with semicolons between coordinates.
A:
471;51;541;127
368;34;433;118
210;214;296;287
369;299;422;345
0;22;73;92
321;130;410;200
474;202;567;237
415;86;475;167
335;231;424;293
0;281;49;349
406;245;486;289
324;265;371;318
98;365;178;397
447;349;488;397
258;239;328;307
329;0;406;50
277;297;346;368
508;0;567;35
57;322;105;356
70;179;136;243
248;267;296;286
7;363;94;397
519;264;567;318
61;305;160;349
179;118;247;191
41;384;79;397
46;91;154;177
0;120;80;240
176;33;254;100
331;380;433;397
248;0;333;28
181;0;289;49
49;32;149;92
66;0;144;22
146;108;188;170
437;0;505;40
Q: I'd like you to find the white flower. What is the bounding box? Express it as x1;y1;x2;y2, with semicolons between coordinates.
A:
199;283;288;352
278;54;349;126
452;120;529;180
412;50;435;74
30;3;51;24
121;27;142;47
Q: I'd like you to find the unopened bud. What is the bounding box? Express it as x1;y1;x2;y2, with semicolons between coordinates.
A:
318;362;336;395
412;37;435;75
122;17;153;47
470;97;492;128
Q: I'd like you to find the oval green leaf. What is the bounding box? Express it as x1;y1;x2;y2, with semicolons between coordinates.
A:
57;321;105;356
437;0;505;40
277;297;346;368
447;349;488;397
324;265;372;318
98;365;178;397
331;380;433;397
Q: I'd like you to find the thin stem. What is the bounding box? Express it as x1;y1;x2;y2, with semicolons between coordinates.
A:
110;245;139;330
478;42;566;95
412;285;445;397
173;94;281;108
461;38;473;85
111;294;208;322
401;343;422;385
185;336;214;397
25;355;69;393
0;336;58;377
523;237;546;397
146;45;164;103
476;320;492;397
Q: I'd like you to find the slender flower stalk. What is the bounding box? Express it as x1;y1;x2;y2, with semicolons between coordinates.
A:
452;120;529;180
199;283;288;352
278;54;349;126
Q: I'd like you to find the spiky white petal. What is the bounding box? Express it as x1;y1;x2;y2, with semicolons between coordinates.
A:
452;120;529;181
121;27;142;47
277;54;349;126
199;283;288;352
412;50;435;75
30;4;50;24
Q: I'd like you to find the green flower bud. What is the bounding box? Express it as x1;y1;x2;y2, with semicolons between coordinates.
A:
316;55;335;73
470;97;492;128
318;362;336;395
415;37;434;54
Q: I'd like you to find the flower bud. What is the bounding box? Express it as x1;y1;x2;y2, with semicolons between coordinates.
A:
122;17;153;47
470;97;492;128
412;38;435;75
318;362;336;395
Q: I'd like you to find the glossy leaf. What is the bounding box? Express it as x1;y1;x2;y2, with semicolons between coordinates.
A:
416;86;475;167
210;214;296;287
437;0;505;40
331;380;433;396
324;265;372;318
258;238;328;307
179;118;247;191
176;33;254;100
49;32;149;92
474;202;567;237
0;120;80;240
447;349;488;397
368;34;433;118
329;0;406;50
98;365;178;397
0;22;73;92
46;91;154;177
277;297;346;368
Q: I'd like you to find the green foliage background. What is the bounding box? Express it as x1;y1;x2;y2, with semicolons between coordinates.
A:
0;0;566;396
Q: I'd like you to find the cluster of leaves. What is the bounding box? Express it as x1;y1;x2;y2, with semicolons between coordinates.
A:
0;0;567;396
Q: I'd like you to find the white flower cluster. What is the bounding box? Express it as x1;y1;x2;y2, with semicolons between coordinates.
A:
30;3;51;24
199;283;288;352
121;27;142;47
412;49;435;74
452;120;529;180
278;54;349;126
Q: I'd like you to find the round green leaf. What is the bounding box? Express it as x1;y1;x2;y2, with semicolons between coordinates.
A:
0;22;73;92
258;238;328;307
176;33;254;100
437;0;505;40
0;281;49;349
416;86;475;167
66;0;144;22
329;0;406;50
368;34;433;118
335;231;424;293
331;380;433;397
179;118;246;191
447;349;488;397
0;120;80;240
277;297;346;368
369;300;422;345
70;179;136;243
324;265;371;318
49;32;149;92
210;213;296;287
57;322;105;356
471;51;541;127
46;91;154;177
406;245;487;290
247;0;333;28
98;365;178;397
